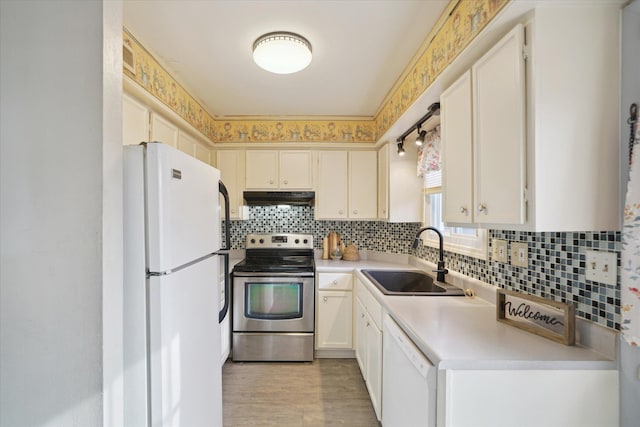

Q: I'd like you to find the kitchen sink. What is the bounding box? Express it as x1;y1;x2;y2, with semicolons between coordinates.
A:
361;269;465;296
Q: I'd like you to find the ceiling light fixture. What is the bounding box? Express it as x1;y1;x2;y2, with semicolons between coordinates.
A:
252;31;312;74
397;139;406;156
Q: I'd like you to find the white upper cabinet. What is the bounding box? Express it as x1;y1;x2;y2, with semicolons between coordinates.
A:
123;93;149;146
377;140;424;223
124;94;213;166
441;26;525;225
245;150;278;189
522;6;620;231
441;4;620;231
217;150;246;220
279;151;313;189
150;113;179;148
348;151;377;219
245;150;312;190
317;151;377;220
472;24;526;225
441;70;473;224
316;151;348;219
377;144;389;220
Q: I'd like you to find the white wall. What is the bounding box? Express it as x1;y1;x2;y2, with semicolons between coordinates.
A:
0;1;123;425
620;2;640;426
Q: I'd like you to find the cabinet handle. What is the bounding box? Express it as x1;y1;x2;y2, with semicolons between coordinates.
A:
283;180;288;185
323;296;328;302
332;280;338;285
478;204;487;213
366;321;370;327
460;206;467;214
353;210;358;214
269;179;274;184
338;209;344;215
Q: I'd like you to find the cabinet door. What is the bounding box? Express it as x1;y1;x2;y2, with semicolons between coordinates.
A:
217;150;245;220
177;130;197;157
377;144;389;220
365;314;382;421
195;142;212;165
316;151;348;219
472;24;526;225
280;151;313;189
318;272;352;291
354;298;367;373
348;151;377;219
316;290;353;349
150;113;178;148
245;150;278;189
441;70;474;224
123;94;149;146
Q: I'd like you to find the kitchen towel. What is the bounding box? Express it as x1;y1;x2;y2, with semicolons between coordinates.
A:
621;105;640;346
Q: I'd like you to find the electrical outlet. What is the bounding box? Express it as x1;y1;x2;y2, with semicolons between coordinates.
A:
585;250;617;286
511;242;528;268
492;239;508;263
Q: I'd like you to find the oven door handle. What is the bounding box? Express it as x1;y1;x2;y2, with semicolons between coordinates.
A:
231;271;315;278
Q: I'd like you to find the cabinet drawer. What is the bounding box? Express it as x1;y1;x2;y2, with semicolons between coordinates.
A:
356;279;383;329
318;273;353;290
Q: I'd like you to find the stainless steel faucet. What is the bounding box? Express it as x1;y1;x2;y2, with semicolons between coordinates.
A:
412;226;448;282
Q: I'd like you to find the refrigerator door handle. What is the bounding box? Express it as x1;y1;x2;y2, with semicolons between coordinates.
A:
219;181;231;251
217;252;230;323
218;180;231;323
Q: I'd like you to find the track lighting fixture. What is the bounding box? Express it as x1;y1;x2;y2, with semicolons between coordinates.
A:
397;140;405;156
396;102;440;153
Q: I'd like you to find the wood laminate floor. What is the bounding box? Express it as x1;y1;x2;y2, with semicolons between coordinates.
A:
222;358;381;426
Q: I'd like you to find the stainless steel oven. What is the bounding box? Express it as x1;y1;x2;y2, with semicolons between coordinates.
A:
232;233;315;362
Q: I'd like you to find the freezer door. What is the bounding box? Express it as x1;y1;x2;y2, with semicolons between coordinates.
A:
146;143;221;272
148;254;222;427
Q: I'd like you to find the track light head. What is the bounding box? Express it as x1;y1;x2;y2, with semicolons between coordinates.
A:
397;140;405;156
416;129;427;146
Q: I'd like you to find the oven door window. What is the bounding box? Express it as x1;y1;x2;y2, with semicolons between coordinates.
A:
245;282;303;320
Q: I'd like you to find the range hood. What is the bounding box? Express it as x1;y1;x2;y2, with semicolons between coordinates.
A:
243;191;315;206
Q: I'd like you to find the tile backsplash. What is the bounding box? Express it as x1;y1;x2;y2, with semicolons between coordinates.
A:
226;206;620;330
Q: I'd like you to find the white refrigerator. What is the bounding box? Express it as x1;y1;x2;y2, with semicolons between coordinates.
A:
123;142;226;427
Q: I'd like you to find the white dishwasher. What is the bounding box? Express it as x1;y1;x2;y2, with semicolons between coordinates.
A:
382;314;436;427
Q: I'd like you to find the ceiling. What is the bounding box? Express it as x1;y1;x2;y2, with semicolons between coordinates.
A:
123;0;449;119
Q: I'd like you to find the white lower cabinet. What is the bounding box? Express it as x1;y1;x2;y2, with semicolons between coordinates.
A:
315;273;353;353
437;369;618;427
354;278;382;421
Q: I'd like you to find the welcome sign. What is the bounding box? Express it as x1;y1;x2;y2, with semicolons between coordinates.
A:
497;289;576;345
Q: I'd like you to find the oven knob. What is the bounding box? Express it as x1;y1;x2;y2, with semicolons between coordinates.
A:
303;239;308;244
259;238;264;244
295;239;300;244
250;238;256;244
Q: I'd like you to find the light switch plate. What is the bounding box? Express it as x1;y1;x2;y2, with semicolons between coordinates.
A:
492;239;508;263
511;242;528;267
585;250;617;286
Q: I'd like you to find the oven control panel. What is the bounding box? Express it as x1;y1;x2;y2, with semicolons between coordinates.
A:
246;233;314;249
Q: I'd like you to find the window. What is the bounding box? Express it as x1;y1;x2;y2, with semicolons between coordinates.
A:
422;192;487;260
417;125;487;260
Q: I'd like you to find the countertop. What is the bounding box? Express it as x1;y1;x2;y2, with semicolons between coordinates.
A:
316;254;617;371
